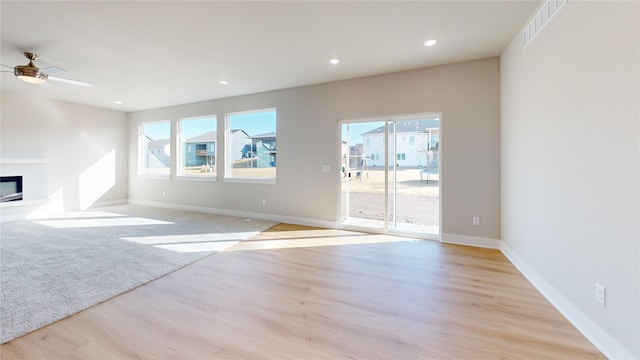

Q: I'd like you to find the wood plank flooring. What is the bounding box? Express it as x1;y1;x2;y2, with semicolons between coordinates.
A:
1;224;605;359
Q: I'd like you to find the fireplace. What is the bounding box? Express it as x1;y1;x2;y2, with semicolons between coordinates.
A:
1;176;23;202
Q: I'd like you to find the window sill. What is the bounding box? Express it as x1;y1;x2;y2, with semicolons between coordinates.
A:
138;173;171;180
176;175;217;182
223;177;276;185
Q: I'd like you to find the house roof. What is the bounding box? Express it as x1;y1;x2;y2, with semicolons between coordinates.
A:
361;119;439;136
186;131;216;144
148;139;170;147
249;132;277;139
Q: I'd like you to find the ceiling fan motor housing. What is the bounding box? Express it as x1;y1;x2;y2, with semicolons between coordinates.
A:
14;61;48;84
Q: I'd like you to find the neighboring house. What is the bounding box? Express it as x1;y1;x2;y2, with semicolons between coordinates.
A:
145;137;171;168
362;119;439;167
341;141;365;170
247;132;277;167
184;131;216;167
230;129;252;163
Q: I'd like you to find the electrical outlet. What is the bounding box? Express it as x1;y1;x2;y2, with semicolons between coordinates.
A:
262;199;267;206
595;283;606;306
472;216;480;226
162;191;166;199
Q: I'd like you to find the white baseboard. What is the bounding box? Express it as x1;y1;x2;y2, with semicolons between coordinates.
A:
128;199;337;229
500;242;636;360
441;233;500;249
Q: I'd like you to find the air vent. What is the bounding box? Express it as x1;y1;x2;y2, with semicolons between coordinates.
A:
523;0;567;48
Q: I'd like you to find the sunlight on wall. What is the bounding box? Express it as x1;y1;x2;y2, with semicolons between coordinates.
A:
79;150;116;209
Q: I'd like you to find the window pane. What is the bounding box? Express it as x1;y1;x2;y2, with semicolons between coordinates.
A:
178;116;217;177
140;121;170;175
226;109;277;179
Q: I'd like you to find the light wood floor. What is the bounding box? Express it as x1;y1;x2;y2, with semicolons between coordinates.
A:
1;224;605;359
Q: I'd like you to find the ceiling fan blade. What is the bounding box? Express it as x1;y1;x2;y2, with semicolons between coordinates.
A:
41;66;66;75
48;76;94;87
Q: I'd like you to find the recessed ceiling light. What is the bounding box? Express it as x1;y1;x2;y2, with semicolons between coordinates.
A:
114;100;123;105
424;39;438;47
219;80;228;85
329;58;340;65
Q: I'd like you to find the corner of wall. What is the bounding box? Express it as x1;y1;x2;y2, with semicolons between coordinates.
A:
500;242;637;360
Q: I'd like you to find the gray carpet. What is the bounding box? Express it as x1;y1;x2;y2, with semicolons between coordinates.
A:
0;204;276;344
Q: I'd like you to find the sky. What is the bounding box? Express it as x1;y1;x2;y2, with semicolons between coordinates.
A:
144;114;436;143
142;110;276;140
342;122;385;145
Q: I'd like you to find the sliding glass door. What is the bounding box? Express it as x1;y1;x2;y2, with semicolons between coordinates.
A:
340;115;440;237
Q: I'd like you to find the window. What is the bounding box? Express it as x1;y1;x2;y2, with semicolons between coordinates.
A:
225;108;276;182
409;136;415;145
396;153;406;161
139;121;171;176
178;116;217;178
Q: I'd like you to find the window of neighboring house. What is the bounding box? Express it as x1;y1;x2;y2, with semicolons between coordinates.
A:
409;136;415;145
225;108;277;183
139;120;171;176
177;115;217;178
396;153;406;161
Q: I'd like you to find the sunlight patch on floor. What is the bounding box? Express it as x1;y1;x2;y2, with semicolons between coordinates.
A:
154;240;240;253
121;231;261;245
35;217;173;228
226;229;415;252
36;210;126;219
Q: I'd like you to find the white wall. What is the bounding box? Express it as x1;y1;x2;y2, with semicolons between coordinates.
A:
129;57;501;241
501;2;639;358
0;92;128;220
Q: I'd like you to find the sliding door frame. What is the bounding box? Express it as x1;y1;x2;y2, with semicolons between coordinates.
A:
337;112;442;240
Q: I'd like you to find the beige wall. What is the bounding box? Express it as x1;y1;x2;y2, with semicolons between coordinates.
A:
501;1;639;358
0;92;128;219
129;57;501;240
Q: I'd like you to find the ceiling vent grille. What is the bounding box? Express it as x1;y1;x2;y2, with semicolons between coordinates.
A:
523;0;567;48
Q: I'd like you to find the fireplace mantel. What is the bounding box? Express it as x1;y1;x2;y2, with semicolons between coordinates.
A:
0;159;49;211
0;159;49;165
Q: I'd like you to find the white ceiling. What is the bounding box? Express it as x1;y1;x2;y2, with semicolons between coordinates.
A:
0;1;539;112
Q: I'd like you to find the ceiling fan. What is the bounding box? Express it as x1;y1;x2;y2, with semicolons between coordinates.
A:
1;52;93;87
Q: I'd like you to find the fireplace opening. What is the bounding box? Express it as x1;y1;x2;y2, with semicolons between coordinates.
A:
1;176;23;202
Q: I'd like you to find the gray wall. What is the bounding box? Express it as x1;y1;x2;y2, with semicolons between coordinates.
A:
128;57;501;241
501;1;639;358
0;92;128;219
